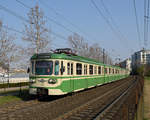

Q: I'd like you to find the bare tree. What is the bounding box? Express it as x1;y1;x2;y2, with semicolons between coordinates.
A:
22;5;51;55
0;20;17;68
68;33;90;57
68;33;113;64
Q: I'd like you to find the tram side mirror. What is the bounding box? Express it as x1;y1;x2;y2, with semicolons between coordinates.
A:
27;68;30;73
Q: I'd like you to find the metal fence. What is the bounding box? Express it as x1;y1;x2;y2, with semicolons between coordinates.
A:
0;77;29;84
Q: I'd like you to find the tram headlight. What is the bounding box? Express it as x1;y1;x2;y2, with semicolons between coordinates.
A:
48;79;57;84
29;79;36;83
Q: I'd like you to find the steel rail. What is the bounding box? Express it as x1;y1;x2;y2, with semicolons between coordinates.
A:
94;78;137;120
54;78;133;120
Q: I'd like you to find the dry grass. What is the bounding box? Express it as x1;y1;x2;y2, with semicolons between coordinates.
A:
144;77;150;120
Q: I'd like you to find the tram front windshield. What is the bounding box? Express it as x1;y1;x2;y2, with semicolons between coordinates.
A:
35;61;53;75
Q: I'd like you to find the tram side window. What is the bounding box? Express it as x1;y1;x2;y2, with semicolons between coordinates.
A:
98;66;101;75
55;61;59;75
89;65;93;75
76;63;82;75
67;63;70;75
94;66;97;74
109;68;111;74
102;67;104;75
105;68;107;74
84;65;87;75
61;61;63;75
71;63;73;75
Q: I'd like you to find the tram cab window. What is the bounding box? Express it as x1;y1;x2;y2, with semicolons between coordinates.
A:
76;63;82;75
31;61;34;74
98;66;101;75
89;65;93;75
67;63;70;75
71;63;73;75
55;61;59;75
84;65;87;75
35;61;53;75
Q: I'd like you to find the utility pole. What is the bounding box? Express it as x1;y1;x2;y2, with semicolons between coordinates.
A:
7;61;9;88
103;48;105;64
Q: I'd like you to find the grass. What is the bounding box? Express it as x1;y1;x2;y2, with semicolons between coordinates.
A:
0;95;21;105
0;88;28;94
0;89;33;105
0;82;29;89
145;76;150;80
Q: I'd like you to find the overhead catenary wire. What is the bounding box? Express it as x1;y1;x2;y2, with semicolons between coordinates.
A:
100;0;130;47
0;4;30;23
15;0;75;34
91;0;129;48
144;0;150;48
38;0;97;43
3;24;67;41
2;25;25;34
15;0;95;44
144;0;147;47
146;0;150;48
133;0;142;49
0;2;68;44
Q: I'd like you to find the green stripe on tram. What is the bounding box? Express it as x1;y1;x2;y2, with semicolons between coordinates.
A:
30;75;128;93
30;74;122;79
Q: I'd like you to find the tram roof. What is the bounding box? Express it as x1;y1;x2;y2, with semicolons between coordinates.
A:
31;53;125;70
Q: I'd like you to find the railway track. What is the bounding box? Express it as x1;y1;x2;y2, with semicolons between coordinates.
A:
94;78;138;120
0;77;134;120
55;76;135;120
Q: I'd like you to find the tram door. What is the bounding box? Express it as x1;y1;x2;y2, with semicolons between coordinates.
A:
70;63;74;92
67;62;74;92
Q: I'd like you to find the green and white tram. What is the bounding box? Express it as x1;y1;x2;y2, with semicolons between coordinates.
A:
28;48;129;96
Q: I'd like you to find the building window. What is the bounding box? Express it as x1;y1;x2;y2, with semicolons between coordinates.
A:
71;63;73;75
67;63;70;75
89;65;93;75
98;66;101;75
76;63;82;75
84;65;87;75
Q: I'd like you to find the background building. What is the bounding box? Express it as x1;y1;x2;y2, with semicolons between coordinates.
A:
119;58;132;72
0;64;7;74
131;49;150;68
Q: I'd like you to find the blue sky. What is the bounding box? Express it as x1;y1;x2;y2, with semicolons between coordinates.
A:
0;0;147;61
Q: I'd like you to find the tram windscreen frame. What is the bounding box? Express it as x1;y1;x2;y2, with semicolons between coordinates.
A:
35;61;53;75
